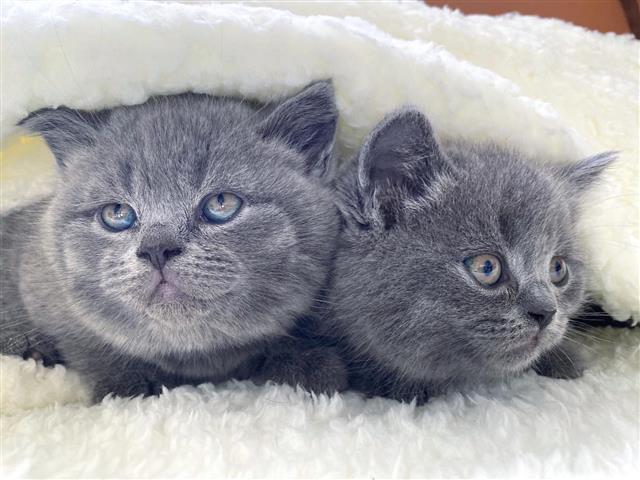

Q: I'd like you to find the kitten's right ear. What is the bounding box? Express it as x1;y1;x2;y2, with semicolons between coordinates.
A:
259;80;337;181
561;151;617;191
18;106;110;167
343;107;445;229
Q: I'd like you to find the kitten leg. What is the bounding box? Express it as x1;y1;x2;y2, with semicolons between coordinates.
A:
91;369;168;403
533;340;584;379
350;371;430;405
255;338;348;394
366;382;430;405
60;345;175;402
387;384;430;405
0;289;62;366
23;340;63;367
0;321;62;367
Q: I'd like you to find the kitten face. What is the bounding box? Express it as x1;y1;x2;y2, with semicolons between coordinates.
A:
22;82;340;358
334;108;613;386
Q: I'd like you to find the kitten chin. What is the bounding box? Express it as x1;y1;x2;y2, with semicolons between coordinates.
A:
329;107;614;403
2;81;349;400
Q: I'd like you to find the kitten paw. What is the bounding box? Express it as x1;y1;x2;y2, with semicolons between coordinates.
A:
256;345;348;395
92;376;165;402
385;388;430;405
1;331;62;367
366;381;430;405
22;347;63;367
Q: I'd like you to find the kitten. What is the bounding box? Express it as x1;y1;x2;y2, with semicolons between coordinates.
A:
329;107;615;403
0;81;347;401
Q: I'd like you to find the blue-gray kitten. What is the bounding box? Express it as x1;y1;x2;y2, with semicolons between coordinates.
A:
1;81;347;401
329;108;614;403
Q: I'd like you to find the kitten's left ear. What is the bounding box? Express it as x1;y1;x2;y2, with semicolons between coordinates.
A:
259;80;338;180
562;151;617;190
341;107;446;229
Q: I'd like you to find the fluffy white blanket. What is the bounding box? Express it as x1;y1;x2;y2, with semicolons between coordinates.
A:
2;326;638;477
1;1;638;477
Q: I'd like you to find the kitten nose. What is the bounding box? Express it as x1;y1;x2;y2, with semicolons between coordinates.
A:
527;308;556;330
137;243;182;270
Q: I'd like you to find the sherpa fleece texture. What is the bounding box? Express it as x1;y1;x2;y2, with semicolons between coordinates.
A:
0;1;638;477
1;325;638;477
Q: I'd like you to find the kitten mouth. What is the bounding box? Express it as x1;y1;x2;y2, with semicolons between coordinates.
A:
147;271;182;303
153;281;179;300
157;277;173;288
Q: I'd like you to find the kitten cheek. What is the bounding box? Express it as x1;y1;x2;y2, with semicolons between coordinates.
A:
166;243;245;301
535;326;565;356
96;248;146;302
229;212;301;286
558;283;587;313
62;243;91;277
547;313;569;336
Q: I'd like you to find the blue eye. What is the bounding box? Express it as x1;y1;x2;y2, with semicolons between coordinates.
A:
202;192;243;223
100;203;136;231
465;254;502;286
549;256;568;285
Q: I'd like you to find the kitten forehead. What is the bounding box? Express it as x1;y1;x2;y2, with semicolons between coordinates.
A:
60;94;307;211
407;141;573;256
97;95;264;189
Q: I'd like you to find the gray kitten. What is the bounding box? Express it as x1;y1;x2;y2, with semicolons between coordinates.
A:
329;107;614;403
0;81;347;401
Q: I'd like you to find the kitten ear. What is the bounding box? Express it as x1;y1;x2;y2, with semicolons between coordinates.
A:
562;151;617;190
18;106;110;167
259;80;338;180
350;107;445;228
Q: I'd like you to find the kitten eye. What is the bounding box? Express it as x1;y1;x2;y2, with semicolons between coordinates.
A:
549;256;568;285
202;192;243;223
465;254;502;286
100;203;136;231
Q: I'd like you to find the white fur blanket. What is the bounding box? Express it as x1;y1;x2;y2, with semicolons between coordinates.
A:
2;326;638;477
1;1;638;477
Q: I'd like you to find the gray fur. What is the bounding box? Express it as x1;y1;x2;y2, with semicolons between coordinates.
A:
330;107;614;403
1;81;347;401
